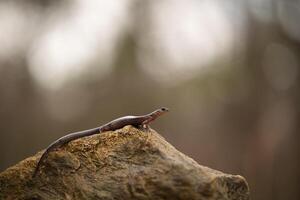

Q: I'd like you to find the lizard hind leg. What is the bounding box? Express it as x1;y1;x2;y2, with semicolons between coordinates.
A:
139;124;152;147
131;123;149;131
137;124;150;132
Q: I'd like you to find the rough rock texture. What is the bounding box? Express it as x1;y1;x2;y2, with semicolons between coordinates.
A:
0;126;250;200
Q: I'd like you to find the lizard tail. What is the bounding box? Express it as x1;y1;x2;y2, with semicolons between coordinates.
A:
32;148;51;178
32;153;44;177
32;127;101;178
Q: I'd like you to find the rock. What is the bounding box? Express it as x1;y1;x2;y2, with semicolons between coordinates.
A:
0;126;250;200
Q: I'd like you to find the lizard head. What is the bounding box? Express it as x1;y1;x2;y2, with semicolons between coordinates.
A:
142;107;169;125
159;107;169;112
153;107;169;116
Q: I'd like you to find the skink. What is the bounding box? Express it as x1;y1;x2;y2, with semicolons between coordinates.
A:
33;107;169;177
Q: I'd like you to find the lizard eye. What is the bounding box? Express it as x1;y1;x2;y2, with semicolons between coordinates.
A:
161;107;169;112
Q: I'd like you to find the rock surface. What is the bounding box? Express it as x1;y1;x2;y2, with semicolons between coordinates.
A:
0;126;250;200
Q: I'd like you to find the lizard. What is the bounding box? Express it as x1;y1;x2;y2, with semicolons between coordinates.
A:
33;107;169;177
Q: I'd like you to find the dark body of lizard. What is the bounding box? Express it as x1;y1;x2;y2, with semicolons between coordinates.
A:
33;107;169;177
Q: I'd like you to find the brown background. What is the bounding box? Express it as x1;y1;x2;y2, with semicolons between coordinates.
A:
0;1;299;200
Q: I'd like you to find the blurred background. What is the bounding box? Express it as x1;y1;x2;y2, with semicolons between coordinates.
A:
0;0;299;199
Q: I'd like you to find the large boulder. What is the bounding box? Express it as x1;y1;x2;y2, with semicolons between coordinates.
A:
0;126;250;200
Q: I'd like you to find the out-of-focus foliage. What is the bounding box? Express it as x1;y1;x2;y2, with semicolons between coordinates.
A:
0;0;299;199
